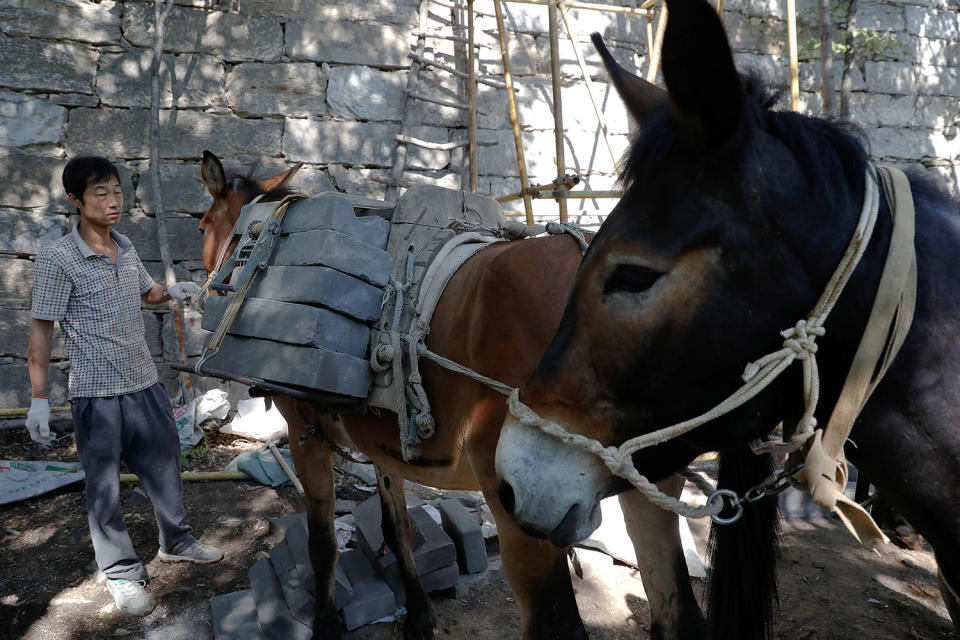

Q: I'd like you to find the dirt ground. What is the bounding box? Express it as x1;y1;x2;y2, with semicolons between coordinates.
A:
0;421;956;640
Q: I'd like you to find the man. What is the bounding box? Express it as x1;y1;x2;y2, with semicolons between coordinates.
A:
25;156;222;617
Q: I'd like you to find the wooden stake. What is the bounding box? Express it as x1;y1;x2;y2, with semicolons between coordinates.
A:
120;471;250;483
548;0;569;222
493;0;534;224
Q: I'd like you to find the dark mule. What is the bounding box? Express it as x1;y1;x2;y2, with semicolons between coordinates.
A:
197;151;705;639
494;1;960;639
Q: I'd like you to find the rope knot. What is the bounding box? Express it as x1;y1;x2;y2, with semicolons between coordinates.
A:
780;319;824;360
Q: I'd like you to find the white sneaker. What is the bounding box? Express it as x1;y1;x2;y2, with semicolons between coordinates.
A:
106;578;154;616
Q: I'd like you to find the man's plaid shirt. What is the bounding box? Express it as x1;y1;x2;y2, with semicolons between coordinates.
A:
31;225;159;398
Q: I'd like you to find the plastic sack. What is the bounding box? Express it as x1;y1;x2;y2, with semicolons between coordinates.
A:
0;460;85;506
219;397;287;442
173;389;231;451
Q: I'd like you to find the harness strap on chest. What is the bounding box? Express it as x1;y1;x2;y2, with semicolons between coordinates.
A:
797;165;917;544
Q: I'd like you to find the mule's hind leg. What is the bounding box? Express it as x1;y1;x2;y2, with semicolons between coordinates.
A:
620;476;706;640
278;399;343;638
376;467;437;640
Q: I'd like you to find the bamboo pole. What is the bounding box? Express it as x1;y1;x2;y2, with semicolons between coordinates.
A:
646;13;654;67
547;0;569;223
787;0;800;111
468;0;479;192
411;53;511;90
511;0;650;15
268;441;304;496
120;471;250;483
558;2;619;168
493;0;534;224
497;189;622;202
646;2;667;82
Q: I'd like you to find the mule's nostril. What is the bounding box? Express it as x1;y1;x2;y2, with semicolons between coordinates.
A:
498;479;516;516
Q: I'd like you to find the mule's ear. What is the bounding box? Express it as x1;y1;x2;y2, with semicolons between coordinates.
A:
591;33;666;124
261;162;304;192
200;150;227;198
661;0;744;146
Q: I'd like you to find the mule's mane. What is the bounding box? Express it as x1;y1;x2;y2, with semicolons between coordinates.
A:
621;74;870;198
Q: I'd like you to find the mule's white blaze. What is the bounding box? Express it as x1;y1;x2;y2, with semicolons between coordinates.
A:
495;414;610;544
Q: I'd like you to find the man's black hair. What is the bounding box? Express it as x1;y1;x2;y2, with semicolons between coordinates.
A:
62;156;120;204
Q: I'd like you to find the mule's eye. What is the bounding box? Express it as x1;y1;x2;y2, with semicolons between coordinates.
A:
603;263;664;295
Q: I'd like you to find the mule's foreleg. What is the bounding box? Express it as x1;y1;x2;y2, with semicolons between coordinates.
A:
279;399;343;639
620;476;707;640
375;467;437;640
486;499;588;639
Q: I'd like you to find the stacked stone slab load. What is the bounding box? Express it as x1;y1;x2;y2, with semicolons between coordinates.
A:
211;495;489;638
200;192;392;398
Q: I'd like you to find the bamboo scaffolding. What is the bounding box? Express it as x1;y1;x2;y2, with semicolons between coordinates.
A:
395;134;495;150
547;0;569;222
787;0;800;110
468;0;479;192
558;1;619;168
509;0;651;16
410;53;512;90
493;0;534;224
646;2;667;81
498;189;622;202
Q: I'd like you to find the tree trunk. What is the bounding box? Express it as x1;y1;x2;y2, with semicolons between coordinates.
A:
840;0;859;120
817;0;835;117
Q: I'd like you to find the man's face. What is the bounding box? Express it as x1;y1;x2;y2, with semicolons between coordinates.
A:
69;176;123;228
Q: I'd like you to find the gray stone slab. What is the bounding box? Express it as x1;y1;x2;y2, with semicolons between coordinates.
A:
338;549;397;632
202;295;371;358
271;229;392;287
0;92;66;148
248;557;312;640
211;589;263;640
438;499;488;575
269;539;314;626
408;506;458;576
335;562;353;610
236;266;385;324
418;561;459;593
204;335;372;398
0;33;97;94
271;513;308;537
282;518;317;596
236;193;391;250
443;491;484;510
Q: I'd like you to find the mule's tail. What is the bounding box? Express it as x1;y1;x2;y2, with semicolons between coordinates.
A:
706;447;780;640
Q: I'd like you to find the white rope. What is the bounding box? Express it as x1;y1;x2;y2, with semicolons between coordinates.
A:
506;169;881;518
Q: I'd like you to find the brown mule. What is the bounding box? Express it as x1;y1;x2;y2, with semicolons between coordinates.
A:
198;151;705;640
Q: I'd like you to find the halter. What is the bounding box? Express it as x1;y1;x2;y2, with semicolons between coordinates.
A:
506;165;917;542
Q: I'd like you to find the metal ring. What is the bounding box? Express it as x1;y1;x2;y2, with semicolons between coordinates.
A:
709;488;744;525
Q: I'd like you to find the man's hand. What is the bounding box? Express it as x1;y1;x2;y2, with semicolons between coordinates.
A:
25;397;54;444
166;281;201;300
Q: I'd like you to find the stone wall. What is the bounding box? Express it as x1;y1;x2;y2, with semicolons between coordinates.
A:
1;0;957;410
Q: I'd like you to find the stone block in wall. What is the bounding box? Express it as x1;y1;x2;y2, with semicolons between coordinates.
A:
866;126;958;160
284;118;398;166
133;161;212;216
411;69;473;129
0;92;66;147
123;4;283;62
855;2;906;33
723;14;787;55
0;149;70;212
97;51;226;109
327;66;406;121
848;93;918;128
113;213;203;263
0;209;70;256
864;61;917;95
0;33;98;94
476;128;526;177
0;310;65;360
799;58;866;94
0;363;69;408
916;96;960;130
0;0;121;45
908;35;960;67
477;31;542;77
0;256;36;310
239;0;421;28
562;5;651;48
905;5;959;41
287;20;412;68
327;165;390;200
226;63;327;118
916;64;960;96
735;0;786;20
66;108;284;160
162;307;208;361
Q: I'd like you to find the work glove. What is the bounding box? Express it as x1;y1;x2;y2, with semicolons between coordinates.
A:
25;397;54;444
166;281;201;300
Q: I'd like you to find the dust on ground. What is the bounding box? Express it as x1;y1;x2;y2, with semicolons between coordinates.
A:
0;421;955;640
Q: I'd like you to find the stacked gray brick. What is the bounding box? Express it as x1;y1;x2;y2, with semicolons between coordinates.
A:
199;192;392;398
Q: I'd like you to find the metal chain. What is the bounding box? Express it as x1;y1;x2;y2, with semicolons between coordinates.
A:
707;463;805;525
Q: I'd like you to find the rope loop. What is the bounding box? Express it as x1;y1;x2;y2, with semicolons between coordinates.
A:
780;319;825;361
